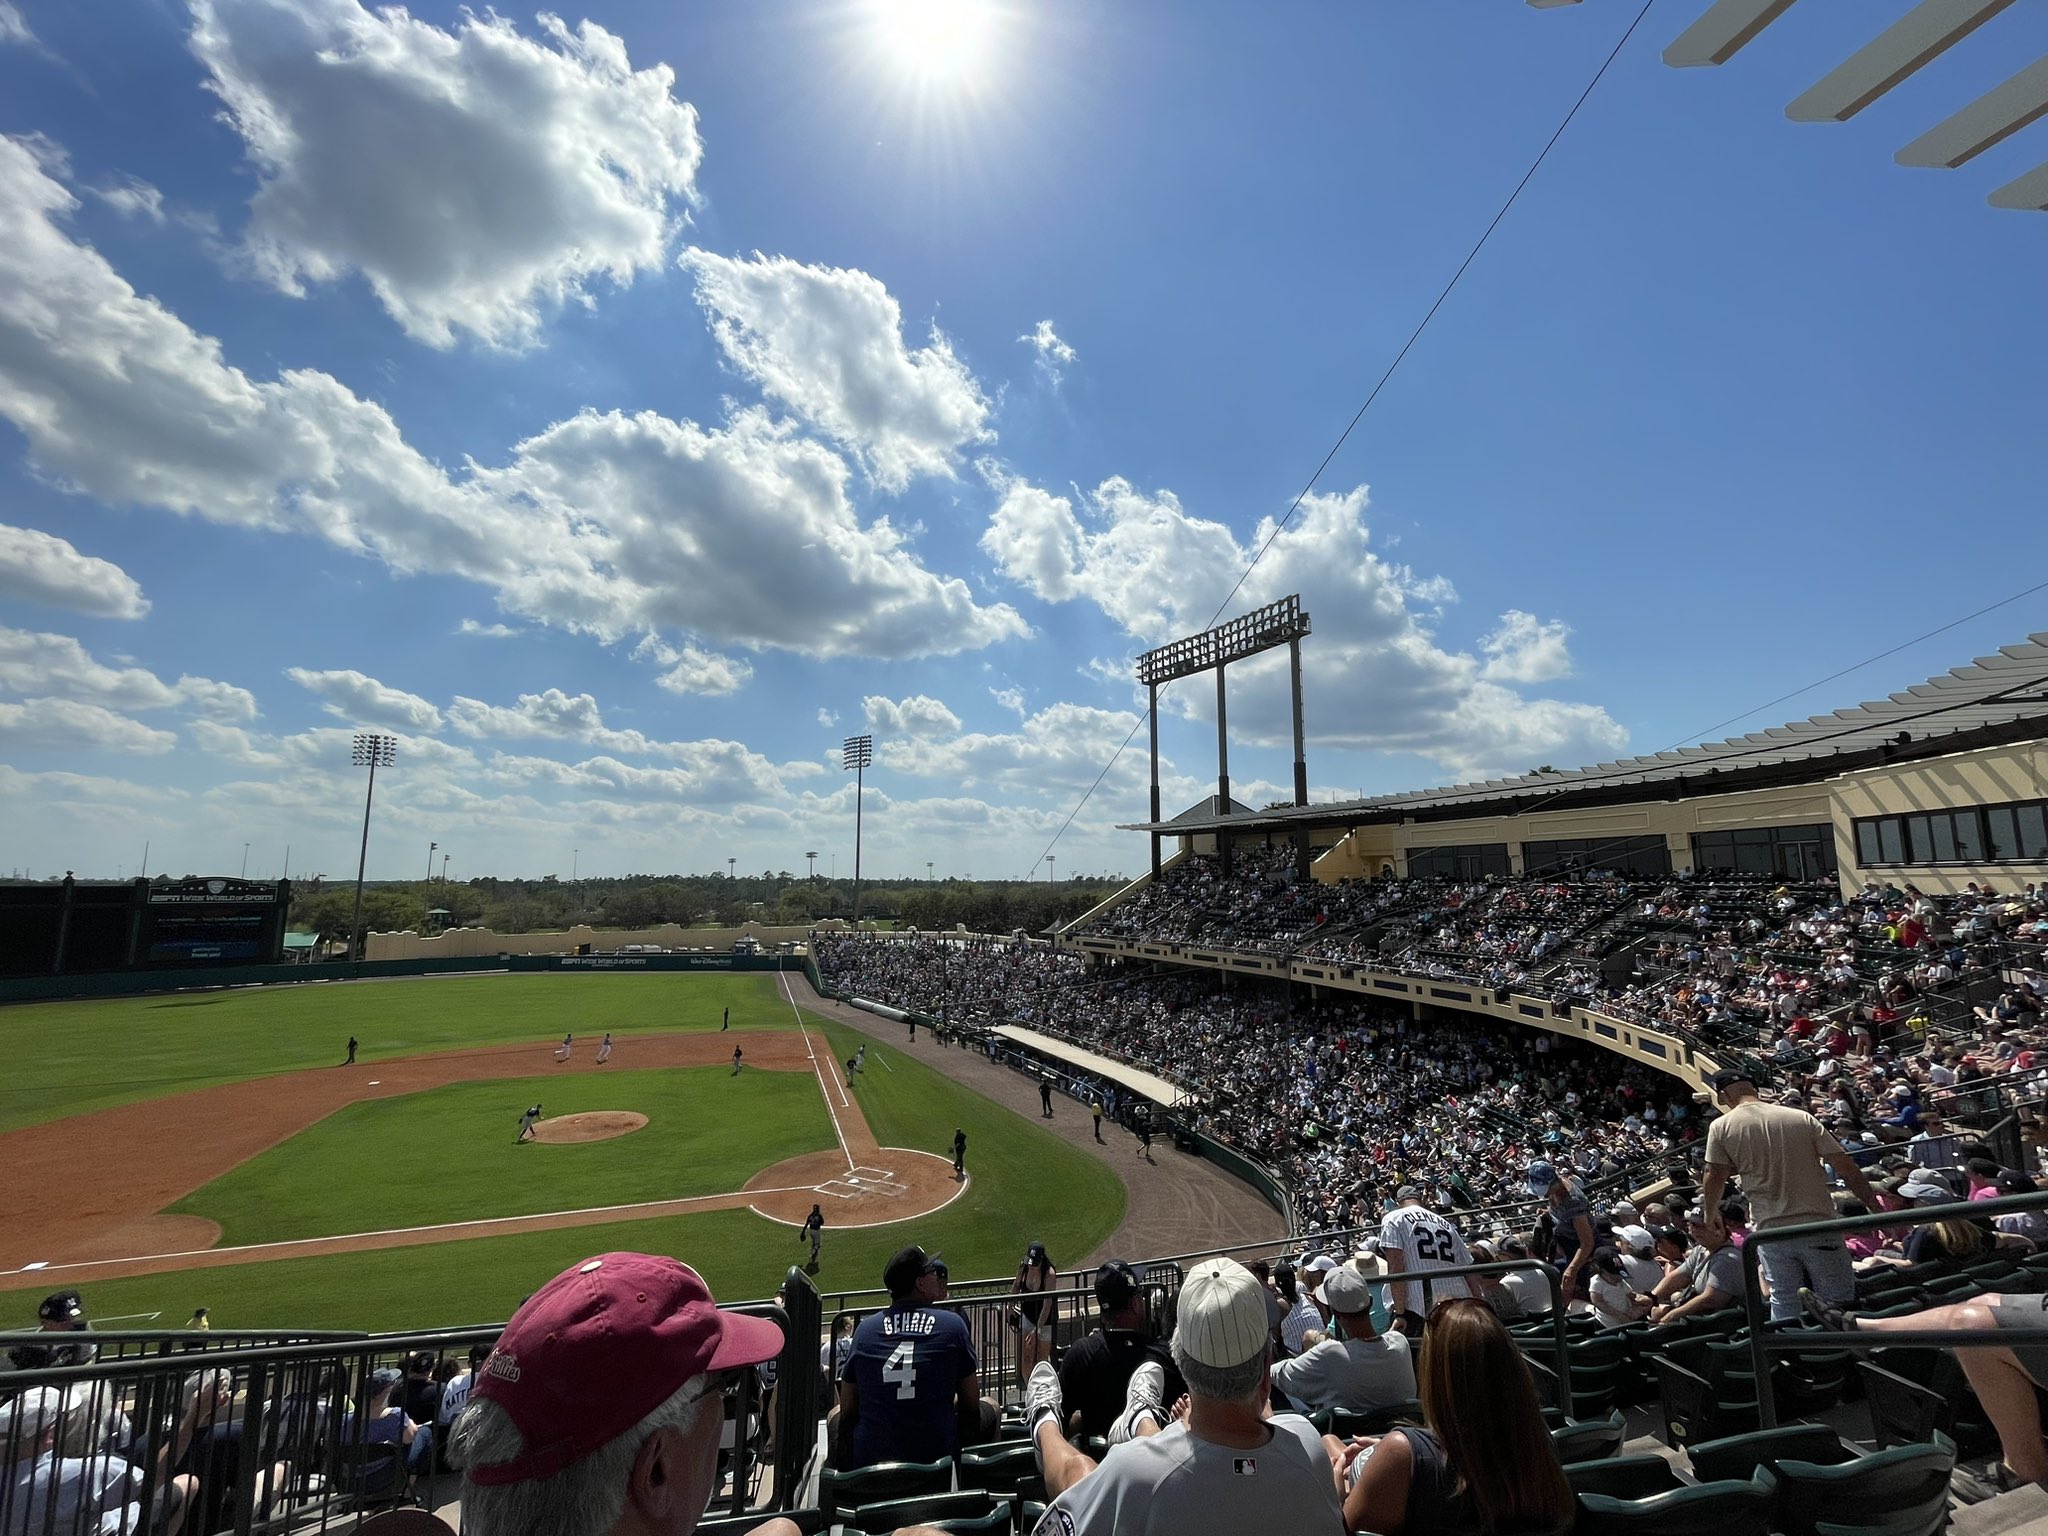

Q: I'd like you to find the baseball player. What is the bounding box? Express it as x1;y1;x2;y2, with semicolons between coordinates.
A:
731;1046;743;1075
595;1032;613;1065
344;1036;357;1066
854;1043;868;1073
721;1005;730;1031
1040;1077;1054;1118
554;1032;572;1063
802;1203;825;1266
952;1128;968;1181
516;1103;542;1143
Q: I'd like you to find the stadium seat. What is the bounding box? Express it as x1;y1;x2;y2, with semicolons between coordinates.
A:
1551;1409;1626;1465
845;1491;999;1534
1563;1454;1685;1500
698;1513;830;1536
1574;1474;1777;1536
1686;1423;1854;1484
926;1509;1013;1535
958;1441;1045;1502
1654;1356;1761;1448
1813;1513;1949;1536
819;1458;954;1518
1860;1351;1996;1457
1755;1433;1956;1536
1311;1401;1422;1438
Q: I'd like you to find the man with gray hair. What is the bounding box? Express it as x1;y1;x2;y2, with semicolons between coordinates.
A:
3;1384;201;1536
449;1252;798;1536
1022;1256;1345;1535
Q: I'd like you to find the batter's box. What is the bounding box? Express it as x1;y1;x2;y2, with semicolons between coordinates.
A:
817;1165;908;1200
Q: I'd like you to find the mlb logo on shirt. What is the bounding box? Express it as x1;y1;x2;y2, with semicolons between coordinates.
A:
1232;1456;1258;1475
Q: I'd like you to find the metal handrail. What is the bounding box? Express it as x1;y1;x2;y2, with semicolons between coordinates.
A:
1738;1187;2048;1428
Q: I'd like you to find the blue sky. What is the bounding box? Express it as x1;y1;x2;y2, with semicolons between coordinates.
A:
1;0;2043;886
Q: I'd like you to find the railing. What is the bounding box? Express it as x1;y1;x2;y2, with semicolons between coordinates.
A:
1737;1187;2048;1430
0;1327;367;1366
0;1270;821;1536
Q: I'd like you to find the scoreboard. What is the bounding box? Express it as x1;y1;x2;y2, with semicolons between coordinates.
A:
0;876;291;977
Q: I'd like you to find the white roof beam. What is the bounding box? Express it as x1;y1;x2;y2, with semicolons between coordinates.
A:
1663;0;1799;68
1898;54;2048;165
1788;0;2018;122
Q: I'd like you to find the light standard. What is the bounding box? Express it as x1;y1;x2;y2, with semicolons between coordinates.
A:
1046;854;1056;882
427;840;437;885
927;861;934;882
349;733;397;963
727;856;736;881
842;734;873;927
441;852;449;884
806;851;818;881
241;843;249;878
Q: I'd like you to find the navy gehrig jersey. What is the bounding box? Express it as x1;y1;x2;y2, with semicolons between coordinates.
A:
843;1304;977;1467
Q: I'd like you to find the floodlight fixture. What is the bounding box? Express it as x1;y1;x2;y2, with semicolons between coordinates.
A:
348;732;398;964
843;734;875;924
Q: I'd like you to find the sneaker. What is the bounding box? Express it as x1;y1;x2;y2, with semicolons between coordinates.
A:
1109;1362;1166;1445
1796;1287;1853;1332
1025;1361;1064;1443
1951;1461;2019;1505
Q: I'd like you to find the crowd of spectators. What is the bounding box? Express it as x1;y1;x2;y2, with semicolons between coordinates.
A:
810;931;1084;1034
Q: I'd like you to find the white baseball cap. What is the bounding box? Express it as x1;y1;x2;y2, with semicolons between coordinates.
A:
1174;1258;1271;1369
1616;1224;1654;1253
0;1388;62;1443
1304;1253;1340;1275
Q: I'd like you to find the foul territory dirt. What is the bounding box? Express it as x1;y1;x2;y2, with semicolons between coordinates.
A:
0;1030;964;1288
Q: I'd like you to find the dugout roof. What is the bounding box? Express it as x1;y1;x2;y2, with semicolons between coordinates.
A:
992;1024;1197;1106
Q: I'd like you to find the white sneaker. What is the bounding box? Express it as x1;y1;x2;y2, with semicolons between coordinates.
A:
1025;1361;1064;1440
1109;1361;1166;1444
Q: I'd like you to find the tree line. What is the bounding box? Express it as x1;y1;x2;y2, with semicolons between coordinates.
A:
287;870;1127;945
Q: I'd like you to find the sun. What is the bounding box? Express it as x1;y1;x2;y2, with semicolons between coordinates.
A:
867;0;1001;84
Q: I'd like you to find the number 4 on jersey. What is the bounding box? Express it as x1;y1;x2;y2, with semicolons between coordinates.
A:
883;1340;919;1399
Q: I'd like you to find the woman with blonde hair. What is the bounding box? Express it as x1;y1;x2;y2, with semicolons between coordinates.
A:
1342;1298;1574;1535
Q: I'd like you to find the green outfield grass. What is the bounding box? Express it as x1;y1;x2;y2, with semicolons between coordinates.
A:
168;1068;838;1244
0;1011;1125;1331
0;973;791;1133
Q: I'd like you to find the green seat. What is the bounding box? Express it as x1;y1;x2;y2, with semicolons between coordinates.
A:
1687;1424;1853;1484
958;1441;1043;1501
1551;1409;1626;1465
845;1491;998;1535
820;1458;954;1518
1575;1474;1777;1536
1569;1360;1625;1417
1756;1432;1957;1536
1565;1454;1685;1500
1814;1510;1949;1536
1655;1356;1760;1447
925;1508;1013;1536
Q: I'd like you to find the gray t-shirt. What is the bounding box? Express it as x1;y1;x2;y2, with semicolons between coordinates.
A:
1676;1243;1744;1306
1032;1415;1343;1536
1271;1331;1415;1413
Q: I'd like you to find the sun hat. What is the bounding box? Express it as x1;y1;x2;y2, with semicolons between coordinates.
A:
1525;1160;1560;1194
466;1253;784;1487
1319;1266;1373;1315
1174;1258;1270;1370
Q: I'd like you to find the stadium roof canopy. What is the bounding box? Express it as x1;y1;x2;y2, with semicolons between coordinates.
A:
1123;633;2048;836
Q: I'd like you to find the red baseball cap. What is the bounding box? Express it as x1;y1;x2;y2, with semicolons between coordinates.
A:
466;1253;784;1486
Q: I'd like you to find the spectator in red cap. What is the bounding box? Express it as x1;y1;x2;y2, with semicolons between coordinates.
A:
449;1253;797;1536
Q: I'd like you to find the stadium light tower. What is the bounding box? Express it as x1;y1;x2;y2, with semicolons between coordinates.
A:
806;850;818;881
842;734;873;926
349;733;398;963
427;840;437;884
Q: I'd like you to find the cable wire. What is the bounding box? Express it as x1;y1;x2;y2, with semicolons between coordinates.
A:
1024;1;1658;879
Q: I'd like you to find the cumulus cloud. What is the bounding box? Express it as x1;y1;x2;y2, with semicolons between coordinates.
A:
456;618;517;638
980;474;1624;780
285;666;444;730
681;249;992;491
1480;610;1574;684
0;137;1025;662
990;685;1025;716
0;697;176;753
882;700;1144;794
863;693;963;741
0;764;188;804
632;634;751;696
190;0;703;348
0;627;250;718
1018;319;1075;384
0;524;149;617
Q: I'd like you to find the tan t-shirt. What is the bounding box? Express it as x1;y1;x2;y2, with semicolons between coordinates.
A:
1704;1099;1845;1228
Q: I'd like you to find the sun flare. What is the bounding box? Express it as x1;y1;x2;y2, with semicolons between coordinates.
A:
868;0;1000;83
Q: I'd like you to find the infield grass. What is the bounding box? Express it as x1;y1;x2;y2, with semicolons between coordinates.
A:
0;1011;1126;1330
168;1068;837;1244
0;973;787;1133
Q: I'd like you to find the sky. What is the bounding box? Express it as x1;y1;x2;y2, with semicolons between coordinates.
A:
0;0;2043;888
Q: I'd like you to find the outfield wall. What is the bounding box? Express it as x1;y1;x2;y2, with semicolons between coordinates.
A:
0;951;800;1005
365;918;848;960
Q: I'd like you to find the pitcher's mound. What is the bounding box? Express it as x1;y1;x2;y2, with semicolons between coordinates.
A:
531;1111;647;1144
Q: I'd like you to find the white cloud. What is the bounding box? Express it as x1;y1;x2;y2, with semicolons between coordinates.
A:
817;708;839;729
863;693;963;741
191;0;703;348
0;627;249;718
88;174;165;224
632;634;752;696
981;474;1624;780
0;2;30;45
0;524;149;617
285;666;444;730
1018;319;1075;384
681;249;992;491
881;700;1144;794
456;618;517;638
0;137;1026;662
1480;609;1575;684
0;697;176;753
990;685;1025;716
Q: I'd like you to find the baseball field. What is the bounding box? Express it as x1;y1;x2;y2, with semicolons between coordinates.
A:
0;971;1126;1330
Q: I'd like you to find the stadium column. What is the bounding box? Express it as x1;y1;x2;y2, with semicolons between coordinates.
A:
1216;661;1231;876
1291;635;1309;881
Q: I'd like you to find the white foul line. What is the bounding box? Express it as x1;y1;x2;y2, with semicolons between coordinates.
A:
780;970;854;1170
